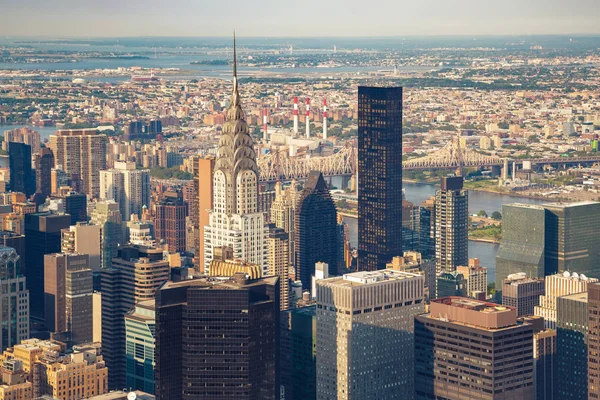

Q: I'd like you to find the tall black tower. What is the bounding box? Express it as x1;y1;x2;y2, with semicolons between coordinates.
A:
294;171;338;290
357;86;403;271
155;275;280;400
9;142;34;197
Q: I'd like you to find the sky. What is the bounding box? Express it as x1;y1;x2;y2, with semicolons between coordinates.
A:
1;0;599;37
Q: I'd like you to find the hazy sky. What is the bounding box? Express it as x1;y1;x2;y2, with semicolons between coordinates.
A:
1;0;599;37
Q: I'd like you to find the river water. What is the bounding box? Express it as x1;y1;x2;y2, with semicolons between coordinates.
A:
344;181;549;283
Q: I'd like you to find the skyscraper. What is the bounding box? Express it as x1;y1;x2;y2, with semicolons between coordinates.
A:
0;246;29;352
589;283;600;399
435;176;468;273
49;128;107;197
496;201;600;285
556;292;589;399
102;245;169;389
44;253;93;345
357;86;403;271
61;222;101;272
544;201;600;278
8;142;34;197
418;196;436;259
280;305;316;400
192;156;214;272
155;274;280;400
154;190;187;253
415;297;534;399
316;270;424;400
99;161;150;221
90;201;122;270
535;271;598;329
402;199;419;252
125;300;156;394
268;224;290;310
24;212;71;320
35;148;54;201
294;171;338;290
64;192;88;225
495;203;546;285
502;273;545;317
270;180;301;266
204;40;268;274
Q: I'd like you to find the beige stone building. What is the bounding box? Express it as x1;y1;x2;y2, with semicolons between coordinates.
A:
316;270;425;400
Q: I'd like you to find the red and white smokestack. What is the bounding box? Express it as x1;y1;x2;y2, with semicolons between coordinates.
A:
305;98;311;139
293;96;299;135
323;98;328;140
263;107;268;141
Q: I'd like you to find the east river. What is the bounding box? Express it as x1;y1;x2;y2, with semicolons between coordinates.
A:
343;181;549;283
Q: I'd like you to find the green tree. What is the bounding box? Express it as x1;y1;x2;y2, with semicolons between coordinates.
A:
477;210;488;217
491;211;502;220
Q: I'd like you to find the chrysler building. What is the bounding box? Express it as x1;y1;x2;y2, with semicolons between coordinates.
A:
204;35;268;274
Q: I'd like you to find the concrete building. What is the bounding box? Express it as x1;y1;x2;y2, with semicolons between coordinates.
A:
99;161;150;221
270;180;301;267
101;245;169;389
125;300;155;395
0;247;29;352
316;270;424;400
44;253;93;346
0;359;33;400
415;297;534;399
32;343;108;400
535;271;598;329
435;176;468;273
49;129;107;197
357;86;403;272
387;252;436;300
154;274;280;400
556;292;588;400
268;224;290;310
203;58;268;275
90;201;122;270
192;156;214;273
154;190;186;253
588;283;600;399
502;273;545;317
280;305;316;400
456;258;488;298
61;222;101;272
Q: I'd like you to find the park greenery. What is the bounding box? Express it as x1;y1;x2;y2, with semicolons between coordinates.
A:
149;166;193;180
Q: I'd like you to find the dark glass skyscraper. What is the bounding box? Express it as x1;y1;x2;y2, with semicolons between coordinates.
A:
294;171;338;290
357;86;403;271
155;274;279;400
35;147;54;200
9;142;35;197
24;212;71;320
435;176;468;273
64;192;88;225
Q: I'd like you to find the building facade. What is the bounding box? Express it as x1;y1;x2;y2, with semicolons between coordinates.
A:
357;86;403;271
90;201;122;270
49;129;107;197
203;50;268;274
294;171;338;290
589;283;600;399
0;247;29;352
155;274;280;400
101;245;169;389
502;273;545;317
456;258;487;298
99;161;150;221
154;190;187;253
415;297;535;400
8;142;34;197
316;270;424;400
435;176;468;273
125;300;156;395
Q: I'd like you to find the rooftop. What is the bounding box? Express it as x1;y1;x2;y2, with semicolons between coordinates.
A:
560;291;588;303
433;297;512;314
322;269;422;287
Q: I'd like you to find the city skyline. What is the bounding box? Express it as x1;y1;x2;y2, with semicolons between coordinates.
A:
1;0;600;37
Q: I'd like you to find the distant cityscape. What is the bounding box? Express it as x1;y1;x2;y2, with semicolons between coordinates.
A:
0;32;598;400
